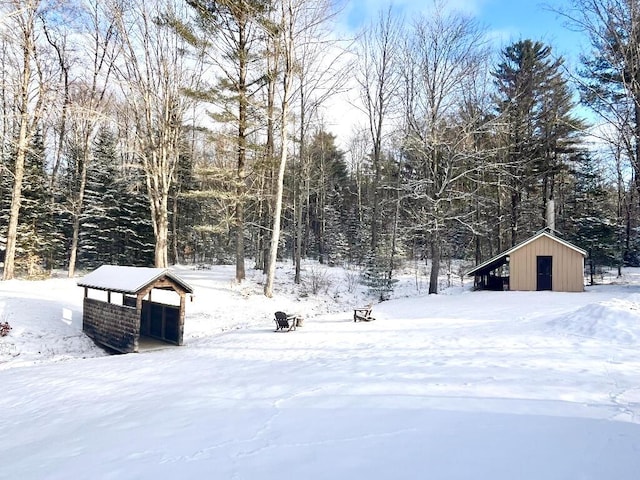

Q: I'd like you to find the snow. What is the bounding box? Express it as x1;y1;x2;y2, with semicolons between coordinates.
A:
1;262;639;479
77;265;193;294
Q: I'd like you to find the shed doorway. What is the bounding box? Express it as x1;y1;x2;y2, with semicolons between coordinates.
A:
537;256;553;291
123;296;181;345
141;300;181;344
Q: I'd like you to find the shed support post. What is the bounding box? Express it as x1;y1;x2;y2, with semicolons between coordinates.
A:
179;293;186;346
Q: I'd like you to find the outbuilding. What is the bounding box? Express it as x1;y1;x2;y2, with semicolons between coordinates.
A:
466;230;587;292
78;265;194;353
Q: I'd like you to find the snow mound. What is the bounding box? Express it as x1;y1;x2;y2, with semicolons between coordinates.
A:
547;299;640;344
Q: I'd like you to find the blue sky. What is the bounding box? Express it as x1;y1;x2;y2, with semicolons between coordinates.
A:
339;0;587;65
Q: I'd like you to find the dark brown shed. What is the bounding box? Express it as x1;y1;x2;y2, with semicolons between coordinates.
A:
78;265;194;353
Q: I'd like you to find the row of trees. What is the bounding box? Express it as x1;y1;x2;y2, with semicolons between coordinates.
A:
0;0;639;295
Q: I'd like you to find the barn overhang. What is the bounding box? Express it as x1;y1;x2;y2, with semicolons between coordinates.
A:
465;254;509;277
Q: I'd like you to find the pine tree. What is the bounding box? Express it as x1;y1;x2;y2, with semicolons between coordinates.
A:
78;128;121;269
574;0;640;264
184;0;274;282
17;131;59;276
306;130;350;264
360;250;398;301
323;194;349;266
493;39;584;245
566;153;619;282
117;167;155;267
0;152;12;264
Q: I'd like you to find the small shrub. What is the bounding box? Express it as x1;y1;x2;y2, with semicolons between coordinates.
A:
306;266;332;295
0;321;11;337
343;270;359;293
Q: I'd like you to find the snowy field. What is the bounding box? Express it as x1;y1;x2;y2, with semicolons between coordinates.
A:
1;262;639;479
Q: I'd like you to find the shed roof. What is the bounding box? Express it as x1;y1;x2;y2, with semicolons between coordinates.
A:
77;265;194;294
466;230;587;277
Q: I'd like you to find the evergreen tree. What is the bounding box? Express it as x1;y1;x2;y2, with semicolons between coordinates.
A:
360;250;398;301
184;0;274;282
575;0;640;264
566;153;620;281
323;192;349;266
306;130;350;264
117;166;155;267
493;39;584;245
72;128;154;270
168;140;198;265
78;128;122;269
0;152;12;265
17;131;59;275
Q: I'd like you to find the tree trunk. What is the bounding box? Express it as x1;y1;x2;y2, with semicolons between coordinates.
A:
265;0;294;297
67;149;89;277
428;233;441;294
234;21;248;283
155;209;169;268
171;190;179;264
260;39;277;274
68;216;81;276
3;146;27;281
264;113;289;297
3;11;35;281
294;84;305;284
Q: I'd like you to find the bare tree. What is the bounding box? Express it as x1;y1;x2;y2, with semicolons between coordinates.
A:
61;0;119;277
263;0;342;296
562;0;640;259
2;0;47;280
564;0;640;179
355;6;403;255
291;2;348;283
114;0;197;268
264;0;293;298
400;2;489;294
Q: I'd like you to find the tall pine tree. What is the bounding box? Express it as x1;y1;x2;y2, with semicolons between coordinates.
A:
493;39;584;245
79;128;122;269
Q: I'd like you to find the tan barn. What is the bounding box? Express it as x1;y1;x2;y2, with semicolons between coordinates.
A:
467;230;587;292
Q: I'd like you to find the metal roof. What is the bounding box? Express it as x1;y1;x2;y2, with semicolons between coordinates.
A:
466;231;587;277
77;265;194;294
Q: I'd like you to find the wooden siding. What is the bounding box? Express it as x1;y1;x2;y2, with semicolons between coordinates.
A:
82;297;140;353
509;236;585;292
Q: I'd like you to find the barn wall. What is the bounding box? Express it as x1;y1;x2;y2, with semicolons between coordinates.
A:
82;298;140;353
509;236;585;292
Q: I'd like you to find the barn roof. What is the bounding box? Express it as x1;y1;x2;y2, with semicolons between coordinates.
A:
77;265;194;294
466;230;587;277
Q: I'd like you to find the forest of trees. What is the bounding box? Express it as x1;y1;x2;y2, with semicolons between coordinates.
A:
1;0;639;296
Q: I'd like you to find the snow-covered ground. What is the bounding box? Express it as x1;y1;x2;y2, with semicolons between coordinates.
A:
1;262;639;479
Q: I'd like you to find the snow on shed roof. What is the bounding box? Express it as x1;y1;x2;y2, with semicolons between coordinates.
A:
77;265;193;294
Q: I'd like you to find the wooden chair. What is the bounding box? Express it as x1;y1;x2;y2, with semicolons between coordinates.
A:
274;311;297;332
353;304;375;322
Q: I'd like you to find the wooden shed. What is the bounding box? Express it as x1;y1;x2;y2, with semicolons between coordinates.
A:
78;265;194;353
466;230;587;292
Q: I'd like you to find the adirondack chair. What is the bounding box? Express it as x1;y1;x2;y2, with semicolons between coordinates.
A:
353;304;375;322
274;311;297;332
